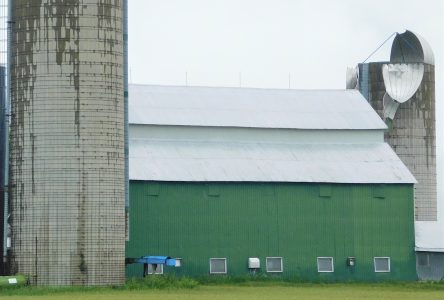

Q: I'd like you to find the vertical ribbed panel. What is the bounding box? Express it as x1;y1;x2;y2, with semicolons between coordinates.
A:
0;66;5;275
123;0;129;241
363;63;436;221
126;182;416;281
417;252;444;280
358;63;369;101
9;1;125;285
0;0;7;275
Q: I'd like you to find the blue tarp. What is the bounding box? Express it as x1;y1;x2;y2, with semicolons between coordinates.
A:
136;256;176;266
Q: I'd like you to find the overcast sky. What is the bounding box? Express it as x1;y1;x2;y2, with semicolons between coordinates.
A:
129;0;443;88
129;0;444;218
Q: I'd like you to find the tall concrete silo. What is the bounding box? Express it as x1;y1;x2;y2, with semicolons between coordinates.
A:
356;31;436;221
9;1;125;285
0;65;6;276
0;0;9;276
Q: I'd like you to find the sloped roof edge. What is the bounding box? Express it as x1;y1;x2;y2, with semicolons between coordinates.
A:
129;139;415;184
129;84;387;130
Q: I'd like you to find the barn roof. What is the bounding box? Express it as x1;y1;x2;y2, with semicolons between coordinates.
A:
129;84;387;130
128;84;414;184
129;140;416;184
416;222;444;252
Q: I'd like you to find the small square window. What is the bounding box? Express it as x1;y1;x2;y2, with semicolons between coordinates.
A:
317;257;334;272
374;257;390;272
210;258;227;274
147;263;163;275
417;253;430;267
266;257;283;273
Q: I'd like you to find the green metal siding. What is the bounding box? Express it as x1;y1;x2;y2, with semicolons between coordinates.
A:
126;182;416;281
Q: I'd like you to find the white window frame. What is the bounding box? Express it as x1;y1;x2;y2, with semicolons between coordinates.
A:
317;257;334;273
266;257;283;273
374;257;390;273
209;258;227;274
147;263;164;275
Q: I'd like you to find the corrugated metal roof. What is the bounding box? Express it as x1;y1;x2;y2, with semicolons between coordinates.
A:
129;139;415;184
129;84;387;130
415;222;444;252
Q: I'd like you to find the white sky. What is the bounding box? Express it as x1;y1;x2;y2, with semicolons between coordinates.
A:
129;0;444;219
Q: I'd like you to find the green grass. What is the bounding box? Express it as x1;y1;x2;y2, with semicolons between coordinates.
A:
1;278;444;299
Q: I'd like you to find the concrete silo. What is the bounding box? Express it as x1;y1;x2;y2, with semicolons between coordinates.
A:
356;31;436;221
9;1;125;285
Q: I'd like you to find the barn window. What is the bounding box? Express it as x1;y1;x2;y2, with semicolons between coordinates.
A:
266;257;283;273
210;258;227;274
317;257;334;272
417;253;430;267
374;257;390;272
147;264;164;275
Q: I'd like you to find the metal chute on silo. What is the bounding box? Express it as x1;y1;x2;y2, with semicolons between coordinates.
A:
382;93;400;121
382;63;424;119
381;30;434;120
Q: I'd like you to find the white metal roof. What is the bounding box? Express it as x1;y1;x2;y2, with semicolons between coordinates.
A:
129;84;387;130
129;139;415;184
415;222;444;252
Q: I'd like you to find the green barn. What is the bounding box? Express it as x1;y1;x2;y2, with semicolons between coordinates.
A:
126;85;417;281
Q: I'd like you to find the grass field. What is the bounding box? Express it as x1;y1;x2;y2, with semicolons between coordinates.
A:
1;282;444;300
